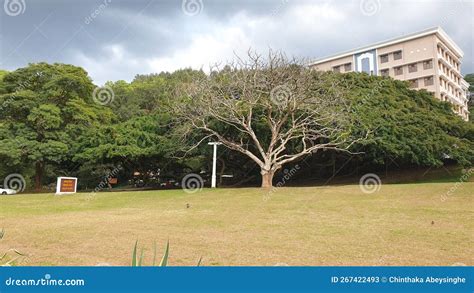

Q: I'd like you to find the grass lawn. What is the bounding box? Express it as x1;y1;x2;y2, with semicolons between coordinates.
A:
0;182;472;266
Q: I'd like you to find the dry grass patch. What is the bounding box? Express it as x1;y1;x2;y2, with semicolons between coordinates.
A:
0;183;472;266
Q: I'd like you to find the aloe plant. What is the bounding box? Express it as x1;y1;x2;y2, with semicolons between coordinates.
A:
131;240;202;266
132;240;169;267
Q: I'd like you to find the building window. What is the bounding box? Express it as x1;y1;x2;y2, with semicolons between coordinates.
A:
424;76;434;86
423;60;433;70
393;50;402;60
409;79;418;88
380;54;389;63
333;66;340;73
380;69;389;77
408;63;417;73
394;66;403;75
344;63;352;72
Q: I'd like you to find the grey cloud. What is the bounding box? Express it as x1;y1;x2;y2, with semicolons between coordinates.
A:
1;0;472;85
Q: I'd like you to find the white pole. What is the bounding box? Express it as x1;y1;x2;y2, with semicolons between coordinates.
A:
212;143;217;188
208;142;221;188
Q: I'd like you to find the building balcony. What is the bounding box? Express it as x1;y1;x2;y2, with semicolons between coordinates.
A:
440;89;468;108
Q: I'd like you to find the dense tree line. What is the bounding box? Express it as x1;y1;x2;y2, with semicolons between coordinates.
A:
0;62;472;191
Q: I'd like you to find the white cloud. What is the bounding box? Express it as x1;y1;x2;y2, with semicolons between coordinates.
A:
70;44;146;85
148;25;252;72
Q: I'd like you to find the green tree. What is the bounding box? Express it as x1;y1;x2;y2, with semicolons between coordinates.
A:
72;113;181;187
107;69;206;122
346;73;474;167
0;70;8;94
0;63;114;191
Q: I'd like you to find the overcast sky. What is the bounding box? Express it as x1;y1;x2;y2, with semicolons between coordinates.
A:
1;0;472;85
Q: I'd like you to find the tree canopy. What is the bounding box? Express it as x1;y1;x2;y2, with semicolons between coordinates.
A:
172;52;366;187
0;62;472;191
0;63;114;190
346;73;473;167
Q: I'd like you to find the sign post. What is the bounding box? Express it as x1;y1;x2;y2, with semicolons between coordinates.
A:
55;177;78;195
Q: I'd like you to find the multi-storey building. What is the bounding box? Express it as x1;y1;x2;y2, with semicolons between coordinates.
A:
309;27;470;121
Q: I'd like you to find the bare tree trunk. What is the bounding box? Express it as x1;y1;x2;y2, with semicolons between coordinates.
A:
261;170;275;188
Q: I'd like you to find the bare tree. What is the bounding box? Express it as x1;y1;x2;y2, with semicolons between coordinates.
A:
173;50;364;188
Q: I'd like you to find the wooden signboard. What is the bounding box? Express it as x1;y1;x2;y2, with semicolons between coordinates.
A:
55;177;77;195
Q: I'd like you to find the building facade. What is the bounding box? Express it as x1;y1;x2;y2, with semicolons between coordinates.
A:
309;27;470;121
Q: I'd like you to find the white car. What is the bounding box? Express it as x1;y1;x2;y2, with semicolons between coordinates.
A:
0;188;17;195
